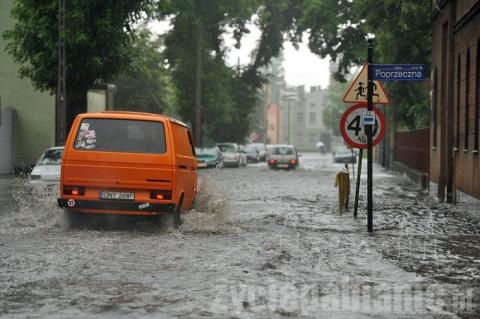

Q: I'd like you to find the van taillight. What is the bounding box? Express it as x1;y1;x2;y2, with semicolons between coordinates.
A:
269;159;277;165
150;190;172;200
64;186;85;196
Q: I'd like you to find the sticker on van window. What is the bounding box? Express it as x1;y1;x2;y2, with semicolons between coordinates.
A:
75;141;86;148
84;130;96;139
75;128;97;149
84;144;96;149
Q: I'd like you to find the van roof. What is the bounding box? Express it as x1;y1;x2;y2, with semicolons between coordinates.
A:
76;111;189;128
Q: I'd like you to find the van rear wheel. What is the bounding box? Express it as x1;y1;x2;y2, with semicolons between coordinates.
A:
173;197;184;229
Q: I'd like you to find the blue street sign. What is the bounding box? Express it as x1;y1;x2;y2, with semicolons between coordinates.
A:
362;111;375;125
372;64;426;81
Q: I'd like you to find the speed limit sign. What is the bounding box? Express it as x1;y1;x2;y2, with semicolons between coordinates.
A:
340;103;386;149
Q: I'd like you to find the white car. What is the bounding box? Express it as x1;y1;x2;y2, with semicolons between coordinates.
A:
267;144;299;170
216;143;246;167
29;146;64;195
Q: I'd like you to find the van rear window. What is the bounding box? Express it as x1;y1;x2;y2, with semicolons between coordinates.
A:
74;118;166;154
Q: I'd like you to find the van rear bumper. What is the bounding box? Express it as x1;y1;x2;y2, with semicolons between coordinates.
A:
57;198;175;213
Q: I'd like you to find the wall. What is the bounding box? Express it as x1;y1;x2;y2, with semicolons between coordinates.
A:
0;108;15;174
0;0;55;167
431;0;480;201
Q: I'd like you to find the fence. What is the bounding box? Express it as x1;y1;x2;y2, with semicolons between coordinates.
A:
394;128;429;174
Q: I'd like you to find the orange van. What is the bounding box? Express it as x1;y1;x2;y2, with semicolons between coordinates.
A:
57;111;197;227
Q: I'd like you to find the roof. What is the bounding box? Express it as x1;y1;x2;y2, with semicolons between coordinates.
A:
77;111;189;128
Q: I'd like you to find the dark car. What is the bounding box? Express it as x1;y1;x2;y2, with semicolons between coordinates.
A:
333;148;357;164
196;147;224;168
245;145;260;163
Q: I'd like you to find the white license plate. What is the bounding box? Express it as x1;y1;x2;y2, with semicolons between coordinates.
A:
198;162;207;167
100;191;135;200
277;164;288;168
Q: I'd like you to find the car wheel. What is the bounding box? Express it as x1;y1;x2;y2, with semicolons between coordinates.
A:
173;196;184;229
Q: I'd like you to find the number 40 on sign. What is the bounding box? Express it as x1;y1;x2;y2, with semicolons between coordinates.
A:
340;103;386;149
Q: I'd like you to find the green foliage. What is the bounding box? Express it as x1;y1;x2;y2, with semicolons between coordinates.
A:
323;75;350;136
3;0;152;129
300;0;431;129
159;0;288;143
4;0;151;93
114;29;176;115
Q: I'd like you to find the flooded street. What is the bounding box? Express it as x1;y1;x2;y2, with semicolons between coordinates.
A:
1;153;479;318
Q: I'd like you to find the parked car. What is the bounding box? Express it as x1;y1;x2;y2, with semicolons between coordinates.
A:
217;143;246;167
249;143;267;161
196;147;224;168
333;147;357;164
58;112;197;228
268;145;299;170
245;144;260;163
266;144;275;160
29;146;64;196
30;146;64;181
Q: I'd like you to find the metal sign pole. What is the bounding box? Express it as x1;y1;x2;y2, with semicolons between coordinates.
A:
353;149;363;219
367;39;374;232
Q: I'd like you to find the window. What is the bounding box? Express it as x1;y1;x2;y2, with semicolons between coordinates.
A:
465;48;471;150
433;67;438;148
456;55;461;149
309;133;316;144
309;112;316;124
310;103;316;108
475;40;480;151
297;112;304;123
74;118;166;154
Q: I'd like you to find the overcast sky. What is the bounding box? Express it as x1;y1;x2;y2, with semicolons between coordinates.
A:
149;20;331;92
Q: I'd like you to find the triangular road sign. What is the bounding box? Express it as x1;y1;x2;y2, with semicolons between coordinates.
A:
343;63;389;104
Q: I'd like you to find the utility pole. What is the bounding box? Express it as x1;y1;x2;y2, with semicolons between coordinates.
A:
194;22;203;147
366;38;374;232
56;0;66;146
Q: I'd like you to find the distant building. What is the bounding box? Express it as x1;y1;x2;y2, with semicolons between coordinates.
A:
430;0;480;201
280;85;330;151
266;103;281;144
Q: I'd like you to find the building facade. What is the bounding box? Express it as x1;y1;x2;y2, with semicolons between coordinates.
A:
431;0;480;201
279;85;330;151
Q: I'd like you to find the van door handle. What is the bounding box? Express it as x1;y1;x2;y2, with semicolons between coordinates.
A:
179;165;188;169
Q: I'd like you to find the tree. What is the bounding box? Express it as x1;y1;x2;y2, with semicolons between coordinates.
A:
3;0;153;131
114;29;176;115
299;0;431;129
323;72;351;136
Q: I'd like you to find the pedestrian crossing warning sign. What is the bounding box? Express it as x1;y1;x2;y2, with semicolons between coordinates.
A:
343;63;389;104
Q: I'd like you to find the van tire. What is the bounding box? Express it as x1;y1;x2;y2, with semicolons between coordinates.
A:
174;196;184;229
63;208;82;229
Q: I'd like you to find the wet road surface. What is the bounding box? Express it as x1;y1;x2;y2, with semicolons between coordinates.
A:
0;153;479;318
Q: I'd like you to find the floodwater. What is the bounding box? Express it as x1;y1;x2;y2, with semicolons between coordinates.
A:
0;153;479;318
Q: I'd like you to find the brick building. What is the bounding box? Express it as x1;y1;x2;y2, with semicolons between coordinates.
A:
431;0;480;202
